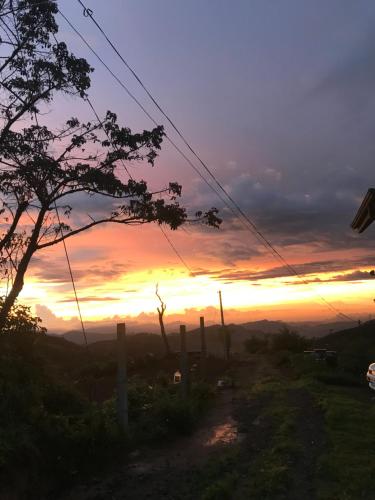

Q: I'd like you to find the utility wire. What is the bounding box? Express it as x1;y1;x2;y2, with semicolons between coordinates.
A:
57;8;274;277
85;95;194;276
61;6;356;322
1;2;195;349
70;5;356;322
58;9;226;209
74;1;282;239
41;32;91;349
85;96;132;180
53;201;89;349
159;224;194;276
0;44;92;346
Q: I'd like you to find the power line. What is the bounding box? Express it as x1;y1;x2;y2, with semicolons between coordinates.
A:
0;1;364;320
57;8;228;210
53;201;89;349
70;5;356;322
159;224;194;276
85;96;132;180
61;6;356;322
57;8;278;275
0;35;92;346
85;95;194;276
0;1;195;348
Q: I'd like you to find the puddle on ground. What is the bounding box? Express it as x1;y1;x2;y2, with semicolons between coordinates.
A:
204;416;243;446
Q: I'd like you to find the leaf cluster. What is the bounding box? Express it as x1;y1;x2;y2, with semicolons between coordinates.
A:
0;296;46;334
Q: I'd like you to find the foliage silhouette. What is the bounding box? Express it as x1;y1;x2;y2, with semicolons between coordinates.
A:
0;0;221;329
0;297;46;334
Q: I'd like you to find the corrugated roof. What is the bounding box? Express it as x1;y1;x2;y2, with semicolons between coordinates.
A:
351;188;375;233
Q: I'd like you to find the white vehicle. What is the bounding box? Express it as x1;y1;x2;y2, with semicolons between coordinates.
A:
366;363;375;390
217;377;233;389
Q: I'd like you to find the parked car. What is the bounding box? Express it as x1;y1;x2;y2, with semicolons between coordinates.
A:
366;362;375;390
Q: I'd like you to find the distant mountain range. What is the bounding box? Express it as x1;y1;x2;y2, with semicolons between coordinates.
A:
51;318;354;346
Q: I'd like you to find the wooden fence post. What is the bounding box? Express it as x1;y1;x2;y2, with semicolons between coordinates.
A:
200;316;207;379
180;324;189;398
218;290;230;361
116;323;129;432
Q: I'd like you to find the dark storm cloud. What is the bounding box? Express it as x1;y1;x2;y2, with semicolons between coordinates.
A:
58;296;121;303
284;269;374;285
313;32;375;110
202;170;374;254
30;256;129;284
46;2;375;276
192;237;260;265
330;270;374;282
179;16;375;262
195;255;375;283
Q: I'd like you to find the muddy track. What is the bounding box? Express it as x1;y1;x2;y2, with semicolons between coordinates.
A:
59;356;326;500
59;360;259;500
59;393;241;500
285;388;326;500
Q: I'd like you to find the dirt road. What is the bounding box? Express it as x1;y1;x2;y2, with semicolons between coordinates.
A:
59;356;324;500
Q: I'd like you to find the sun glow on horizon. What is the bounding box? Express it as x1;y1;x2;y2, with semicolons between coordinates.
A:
10;265;375;327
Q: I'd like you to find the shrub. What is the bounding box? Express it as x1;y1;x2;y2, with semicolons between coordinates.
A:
130;380;215;441
0;335;215;496
271;327;308;353
0;298;46;334
315;373;363;387
244;335;269;353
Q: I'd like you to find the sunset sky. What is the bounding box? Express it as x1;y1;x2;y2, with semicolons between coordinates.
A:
9;0;375;330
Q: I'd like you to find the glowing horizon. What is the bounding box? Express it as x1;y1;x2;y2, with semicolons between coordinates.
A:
2;1;375;331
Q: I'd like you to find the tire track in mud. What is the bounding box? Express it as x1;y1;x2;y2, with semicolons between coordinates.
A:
59;359;260;500
59;357;326;500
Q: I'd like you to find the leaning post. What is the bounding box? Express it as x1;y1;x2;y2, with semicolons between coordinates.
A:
218;290;230;361
180;324;189;398
200;316;207;379
116;322;129;432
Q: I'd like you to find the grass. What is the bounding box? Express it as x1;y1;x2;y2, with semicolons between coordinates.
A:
314;386;375;500
195;375;301;500
285;352;375;497
243;381;299;498
198;354;375;500
199;448;241;500
260;354;375;500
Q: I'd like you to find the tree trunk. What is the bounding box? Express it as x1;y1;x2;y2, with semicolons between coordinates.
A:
0;256;28;330
158;312;171;356
0;209;45;332
0;201;28;254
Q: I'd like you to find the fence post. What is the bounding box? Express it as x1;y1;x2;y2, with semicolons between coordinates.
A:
116;323;128;432
200;316;207;379
180;324;189;398
218;290;230;361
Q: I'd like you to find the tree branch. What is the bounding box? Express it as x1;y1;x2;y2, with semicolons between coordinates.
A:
36;216;148;249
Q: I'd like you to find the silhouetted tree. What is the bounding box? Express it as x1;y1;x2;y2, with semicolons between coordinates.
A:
0;0;221;330
155;283;170;356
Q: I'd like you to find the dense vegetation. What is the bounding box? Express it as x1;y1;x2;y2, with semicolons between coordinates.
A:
191;322;375;500
244;326;308;355
2;315;375;499
0;326;216;498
